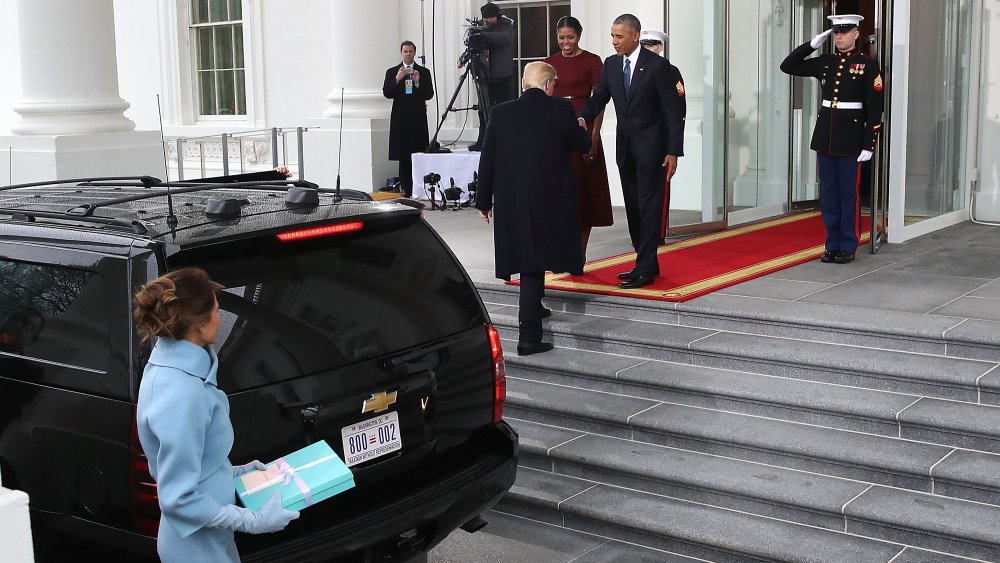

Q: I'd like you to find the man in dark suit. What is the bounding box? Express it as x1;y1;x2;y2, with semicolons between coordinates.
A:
579;14;686;289
383;41;434;197
476;62;591;356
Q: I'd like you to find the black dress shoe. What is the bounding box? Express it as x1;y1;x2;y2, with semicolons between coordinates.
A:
468;143;482;152
617;269;636;280
833;251;855;264
618;275;654;289
820;250;836;263
540;307;552;319
517;341;554;356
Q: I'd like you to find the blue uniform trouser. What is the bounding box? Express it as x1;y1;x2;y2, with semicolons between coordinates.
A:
816;152;861;254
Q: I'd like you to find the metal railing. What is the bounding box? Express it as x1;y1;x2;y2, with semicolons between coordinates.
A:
163;127;308;181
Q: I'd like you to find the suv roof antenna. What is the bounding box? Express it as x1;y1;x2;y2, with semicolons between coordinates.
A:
155;95;178;229
335;87;344;203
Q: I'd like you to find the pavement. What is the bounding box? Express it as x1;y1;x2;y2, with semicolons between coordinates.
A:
423;206;1000;563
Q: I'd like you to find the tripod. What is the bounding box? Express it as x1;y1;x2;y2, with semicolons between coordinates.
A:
426;48;493;153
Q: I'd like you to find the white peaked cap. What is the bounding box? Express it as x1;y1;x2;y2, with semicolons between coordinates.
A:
827;14;864;27
639;29;668;44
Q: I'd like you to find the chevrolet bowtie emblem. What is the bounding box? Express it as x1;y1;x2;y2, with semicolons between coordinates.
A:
362;391;398;414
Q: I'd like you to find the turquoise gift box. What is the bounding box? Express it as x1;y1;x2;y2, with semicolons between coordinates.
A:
234;440;355;512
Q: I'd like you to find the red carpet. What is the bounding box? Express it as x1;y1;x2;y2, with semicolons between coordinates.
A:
513;211;872;302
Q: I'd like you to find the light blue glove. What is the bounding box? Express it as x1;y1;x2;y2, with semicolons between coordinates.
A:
233;459;267;477
205;492;300;534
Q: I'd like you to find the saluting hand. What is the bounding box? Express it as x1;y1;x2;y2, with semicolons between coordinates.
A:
810;29;833;49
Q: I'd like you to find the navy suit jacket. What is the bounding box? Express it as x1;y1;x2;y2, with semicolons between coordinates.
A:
580;48;686;169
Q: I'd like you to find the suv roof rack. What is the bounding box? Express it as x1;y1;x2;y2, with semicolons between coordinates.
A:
0;207;150;234
1;176;376;235
0;175;163;192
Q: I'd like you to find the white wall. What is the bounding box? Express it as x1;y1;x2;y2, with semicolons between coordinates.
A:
114;0;163;131
977;0;1000;221
0;0;23;136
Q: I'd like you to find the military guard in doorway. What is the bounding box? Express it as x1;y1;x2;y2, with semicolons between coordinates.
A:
780;14;884;264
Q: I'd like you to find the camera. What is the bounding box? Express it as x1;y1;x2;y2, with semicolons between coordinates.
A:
423;172;441;184
461;17;490;58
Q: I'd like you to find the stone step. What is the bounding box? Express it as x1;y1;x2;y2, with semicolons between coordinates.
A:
478;282;1000;363
512;418;1000;561
488;309;1000;404
497;466;980;563
504;376;1000;506
503;341;1000;454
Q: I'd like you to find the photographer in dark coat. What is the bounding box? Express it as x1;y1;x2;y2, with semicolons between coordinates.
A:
461;2;516;151
476;62;591;356
383;41;434;197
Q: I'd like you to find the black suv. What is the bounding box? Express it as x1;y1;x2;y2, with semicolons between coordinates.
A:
0;176;517;562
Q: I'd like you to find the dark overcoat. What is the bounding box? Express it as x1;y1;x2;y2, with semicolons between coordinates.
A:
476;88;591;280
382;63;434;159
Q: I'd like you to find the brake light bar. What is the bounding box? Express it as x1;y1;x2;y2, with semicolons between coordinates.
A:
276;221;364;242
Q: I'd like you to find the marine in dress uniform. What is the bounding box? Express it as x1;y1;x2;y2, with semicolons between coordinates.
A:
780;14;884;264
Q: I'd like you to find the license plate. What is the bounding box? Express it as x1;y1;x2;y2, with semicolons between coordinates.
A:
341;411;402;467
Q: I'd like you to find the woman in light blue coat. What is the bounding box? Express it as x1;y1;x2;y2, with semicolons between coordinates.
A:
134;267;298;562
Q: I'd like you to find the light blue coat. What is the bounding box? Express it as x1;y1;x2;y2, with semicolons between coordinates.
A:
137;337;240;563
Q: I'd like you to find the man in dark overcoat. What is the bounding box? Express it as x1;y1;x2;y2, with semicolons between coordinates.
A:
382;40;434;197
476;61;591;356
579;14;686;289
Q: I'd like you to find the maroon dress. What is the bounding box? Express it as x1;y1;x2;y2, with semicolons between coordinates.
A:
543;50;614;228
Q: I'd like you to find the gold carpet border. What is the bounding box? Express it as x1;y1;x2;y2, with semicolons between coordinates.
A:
558;211;823;278
544;227;870;300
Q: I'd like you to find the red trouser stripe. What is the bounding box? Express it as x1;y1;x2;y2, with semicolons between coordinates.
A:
660;180;670;239
854;162;863;250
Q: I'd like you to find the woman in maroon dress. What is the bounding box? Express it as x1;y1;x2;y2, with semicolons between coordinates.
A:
543;16;613;259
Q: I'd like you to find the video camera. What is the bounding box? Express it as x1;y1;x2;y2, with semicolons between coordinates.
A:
458;17;490;66
423;172;441;184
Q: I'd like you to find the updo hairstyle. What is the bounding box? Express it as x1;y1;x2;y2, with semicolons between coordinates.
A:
133;267;223;343
555;15;583;35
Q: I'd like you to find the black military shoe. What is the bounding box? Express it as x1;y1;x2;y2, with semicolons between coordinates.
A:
833;251;855;264
616;269;637;280
820;250;836;263
540;307;552;319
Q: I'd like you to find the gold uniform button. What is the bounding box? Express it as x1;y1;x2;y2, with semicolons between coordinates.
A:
834;89;839;93
835;81;840;85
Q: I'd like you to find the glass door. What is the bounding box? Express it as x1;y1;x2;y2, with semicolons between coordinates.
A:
788;0;826;211
725;0;796;226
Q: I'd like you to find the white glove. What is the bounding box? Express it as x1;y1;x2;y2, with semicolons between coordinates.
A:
233;460;267;477
206;492;300;534
857;150;873;162
810;29;833;49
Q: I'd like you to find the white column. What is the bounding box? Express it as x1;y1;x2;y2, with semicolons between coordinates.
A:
322;2;399;119
11;0;134;135
304;1;402;191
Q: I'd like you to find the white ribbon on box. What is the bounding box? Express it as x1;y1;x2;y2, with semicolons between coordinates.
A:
239;453;342;507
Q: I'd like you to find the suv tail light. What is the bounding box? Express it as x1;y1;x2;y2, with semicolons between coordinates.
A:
276;221;364;241
130;408;160;537
487;324;506;424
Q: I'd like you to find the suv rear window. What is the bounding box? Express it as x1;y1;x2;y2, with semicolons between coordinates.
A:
173;218;485;391
0;259;109;373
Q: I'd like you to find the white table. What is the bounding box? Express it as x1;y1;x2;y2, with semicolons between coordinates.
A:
411;150;481;205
